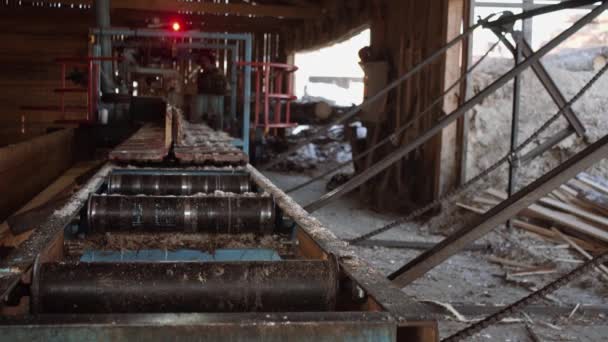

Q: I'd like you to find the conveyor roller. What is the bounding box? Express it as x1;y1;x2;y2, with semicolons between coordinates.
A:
107;173;253;195
87;194;276;234
31;260;338;314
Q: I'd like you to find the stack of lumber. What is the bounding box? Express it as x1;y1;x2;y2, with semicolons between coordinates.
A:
458;172;608;255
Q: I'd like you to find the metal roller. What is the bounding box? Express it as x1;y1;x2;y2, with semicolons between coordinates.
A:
31;260;338;314
87;194;276;234
107;173;253;195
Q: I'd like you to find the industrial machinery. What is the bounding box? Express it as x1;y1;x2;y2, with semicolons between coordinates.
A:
0;101;438;340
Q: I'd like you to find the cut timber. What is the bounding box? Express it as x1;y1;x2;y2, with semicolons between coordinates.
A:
509;267;557;277
552;228;608;281
486;256;535;269
488;189;608;244
514;220;603;253
577;174;608;195
0;129;74;222
539;197;608;228
458;203;603;252
0;160;104;247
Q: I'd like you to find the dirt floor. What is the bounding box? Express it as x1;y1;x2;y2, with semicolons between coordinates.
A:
264;171;608;341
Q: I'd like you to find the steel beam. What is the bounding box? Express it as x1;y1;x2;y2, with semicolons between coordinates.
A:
303;2;607;213
262;21;484;170
388;133;608;287
518;127;575;164
493;33;587;137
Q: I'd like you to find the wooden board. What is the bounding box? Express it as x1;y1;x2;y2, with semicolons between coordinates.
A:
0;129;74;221
0;160;104;247
487;189;608;244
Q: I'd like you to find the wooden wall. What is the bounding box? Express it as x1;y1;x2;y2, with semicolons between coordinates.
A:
0;129;74;221
0;6;91;127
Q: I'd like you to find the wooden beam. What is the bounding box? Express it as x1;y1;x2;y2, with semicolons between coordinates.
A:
28;0;323;19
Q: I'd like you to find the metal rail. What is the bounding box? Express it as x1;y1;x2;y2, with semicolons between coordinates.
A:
388;133;608;287
303;2;608;213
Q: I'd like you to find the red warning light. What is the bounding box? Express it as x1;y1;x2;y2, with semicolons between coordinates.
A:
171;22;181;32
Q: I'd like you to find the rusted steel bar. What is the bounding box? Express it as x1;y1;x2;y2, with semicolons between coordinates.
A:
87;194;276;234
31;260;338;314
107;173;253;195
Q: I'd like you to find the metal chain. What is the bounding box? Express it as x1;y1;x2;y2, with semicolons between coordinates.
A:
442;251;608;342
349;59;608;244
286;39;503;194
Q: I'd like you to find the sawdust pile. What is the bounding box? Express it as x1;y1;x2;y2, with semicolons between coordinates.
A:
466;51;608;190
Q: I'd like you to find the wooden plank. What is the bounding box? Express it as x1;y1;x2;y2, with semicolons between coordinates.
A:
0;160;104;247
577;174;608;195
458;202;604;252
0;129;74;222
488;189;608;244
539;197;608;228
552;228;608;281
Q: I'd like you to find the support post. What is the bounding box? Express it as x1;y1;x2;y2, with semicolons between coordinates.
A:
95;0;115;94
508;32;523;196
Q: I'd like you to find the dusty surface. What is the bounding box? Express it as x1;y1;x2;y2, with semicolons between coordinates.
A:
265;159;607;341
262;48;608;339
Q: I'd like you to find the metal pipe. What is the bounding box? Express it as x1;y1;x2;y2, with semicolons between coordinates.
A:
389;133;608;287
303;3;608;213
87;195;276;234
95;0;114;94
507;32;523;198
107;173;253;195
31;260;338;314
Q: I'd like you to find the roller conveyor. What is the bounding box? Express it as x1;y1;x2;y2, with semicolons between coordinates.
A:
31;260;338;314
87;194;276;234
107;173;253;196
